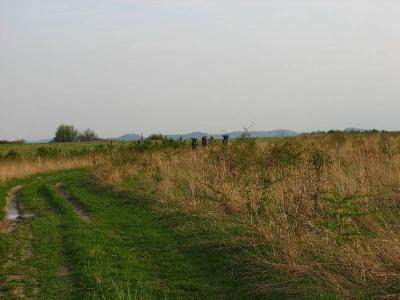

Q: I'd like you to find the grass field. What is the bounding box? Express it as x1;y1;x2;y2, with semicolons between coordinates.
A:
1;132;400;299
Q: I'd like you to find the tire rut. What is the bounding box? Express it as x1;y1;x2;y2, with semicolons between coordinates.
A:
1;186;35;233
56;182;91;222
1;186;23;233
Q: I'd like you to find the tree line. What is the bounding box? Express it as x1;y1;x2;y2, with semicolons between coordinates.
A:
53;124;99;142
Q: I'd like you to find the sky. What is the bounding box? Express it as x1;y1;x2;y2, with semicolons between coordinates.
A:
1;0;400;140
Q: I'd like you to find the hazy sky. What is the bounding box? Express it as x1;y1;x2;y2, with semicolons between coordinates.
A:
1;0;400;140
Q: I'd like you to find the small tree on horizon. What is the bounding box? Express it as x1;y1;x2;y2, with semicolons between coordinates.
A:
78;128;99;142
53;124;79;142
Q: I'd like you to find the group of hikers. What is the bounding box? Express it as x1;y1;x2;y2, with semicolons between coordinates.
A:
191;135;229;150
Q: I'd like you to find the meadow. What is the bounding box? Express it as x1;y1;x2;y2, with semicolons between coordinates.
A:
1;132;400;299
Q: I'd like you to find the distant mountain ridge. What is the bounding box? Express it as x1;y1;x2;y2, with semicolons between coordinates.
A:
112;130;298;141
115;133;142;141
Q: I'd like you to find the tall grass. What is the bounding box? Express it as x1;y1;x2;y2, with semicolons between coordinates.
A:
0;155;98;183
93;132;400;297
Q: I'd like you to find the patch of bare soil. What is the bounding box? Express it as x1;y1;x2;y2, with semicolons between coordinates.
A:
56;182;91;222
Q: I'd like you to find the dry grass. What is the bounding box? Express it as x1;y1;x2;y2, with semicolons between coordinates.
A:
0;155;100;183
93;132;400;297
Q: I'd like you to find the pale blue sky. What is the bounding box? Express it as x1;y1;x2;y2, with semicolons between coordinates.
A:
1;0;400;140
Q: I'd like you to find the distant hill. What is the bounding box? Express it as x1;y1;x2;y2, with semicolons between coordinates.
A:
113;133;142;141
112;130;298;141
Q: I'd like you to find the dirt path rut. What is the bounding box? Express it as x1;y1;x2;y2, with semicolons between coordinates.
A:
56;183;91;222
1;185;23;232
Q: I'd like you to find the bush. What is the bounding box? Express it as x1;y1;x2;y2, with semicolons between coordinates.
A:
146;133;167;141
267;141;302;168
3;150;20;160
36;147;61;157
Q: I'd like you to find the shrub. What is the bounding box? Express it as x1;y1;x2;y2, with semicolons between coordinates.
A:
36;146;61;157
3;149;20;160
146;133;167;141
319;190;366;243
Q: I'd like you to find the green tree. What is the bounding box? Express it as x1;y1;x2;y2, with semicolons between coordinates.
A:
78;129;99;141
53;124;79;142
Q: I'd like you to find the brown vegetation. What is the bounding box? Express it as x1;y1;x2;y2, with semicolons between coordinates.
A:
0;155;97;183
93;133;400;297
